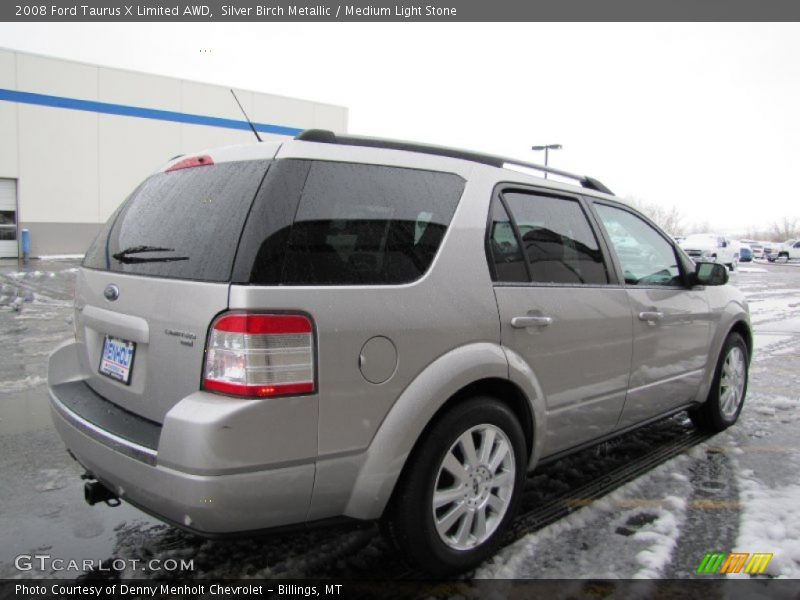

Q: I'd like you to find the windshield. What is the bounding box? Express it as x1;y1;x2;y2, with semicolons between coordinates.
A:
83;160;270;282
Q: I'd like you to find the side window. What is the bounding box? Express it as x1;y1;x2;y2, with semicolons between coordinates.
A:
502;192;609;285
234;161;465;285
488;200;527;282
595;204;682;287
262;161;465;285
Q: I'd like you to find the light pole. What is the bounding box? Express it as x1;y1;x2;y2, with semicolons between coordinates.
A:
531;144;562;179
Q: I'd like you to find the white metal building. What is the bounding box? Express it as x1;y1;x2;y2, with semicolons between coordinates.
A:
0;49;348;258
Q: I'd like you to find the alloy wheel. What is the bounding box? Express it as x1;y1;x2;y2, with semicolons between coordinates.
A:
432;424;516;551
719;346;746;419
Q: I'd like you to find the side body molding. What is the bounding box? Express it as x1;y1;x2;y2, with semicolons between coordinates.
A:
342;342;546;520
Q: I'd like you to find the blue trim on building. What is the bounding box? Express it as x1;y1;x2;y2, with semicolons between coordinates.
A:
0;88;303;136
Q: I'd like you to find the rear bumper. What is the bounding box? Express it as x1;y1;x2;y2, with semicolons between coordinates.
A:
50;395;315;533
47;340;317;534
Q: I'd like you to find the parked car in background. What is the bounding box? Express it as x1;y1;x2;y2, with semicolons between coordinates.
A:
768;239;800;262
679;233;739;270
761;241;776;259
47;130;752;574
741;239;763;259
739;245;753;262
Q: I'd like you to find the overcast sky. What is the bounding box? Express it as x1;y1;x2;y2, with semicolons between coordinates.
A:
1;22;798;234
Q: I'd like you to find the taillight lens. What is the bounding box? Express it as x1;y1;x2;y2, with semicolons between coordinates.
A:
203;313;315;398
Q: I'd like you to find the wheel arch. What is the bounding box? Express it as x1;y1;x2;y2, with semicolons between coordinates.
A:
695;312;752;404
377;377;534;522
342;342;544;520
729;319;753;363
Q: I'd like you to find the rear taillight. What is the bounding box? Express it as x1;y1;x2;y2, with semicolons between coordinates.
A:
203;313;315;398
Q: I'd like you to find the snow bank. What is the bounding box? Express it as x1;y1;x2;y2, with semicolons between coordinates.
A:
735;477;800;578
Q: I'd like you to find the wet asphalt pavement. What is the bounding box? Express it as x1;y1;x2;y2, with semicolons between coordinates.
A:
0;258;798;580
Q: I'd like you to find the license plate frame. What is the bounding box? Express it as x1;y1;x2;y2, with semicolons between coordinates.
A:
98;335;137;385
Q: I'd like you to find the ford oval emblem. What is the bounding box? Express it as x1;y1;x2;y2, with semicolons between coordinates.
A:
104;284;120;302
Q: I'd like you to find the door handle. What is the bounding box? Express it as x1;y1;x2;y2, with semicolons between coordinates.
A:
511;316;553;328
638;311;664;323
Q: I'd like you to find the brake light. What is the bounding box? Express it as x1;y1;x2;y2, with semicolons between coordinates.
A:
166;155;214;172
203;313;315;398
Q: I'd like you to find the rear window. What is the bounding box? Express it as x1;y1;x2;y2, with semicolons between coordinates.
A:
234;160;465;285
83;160;270;282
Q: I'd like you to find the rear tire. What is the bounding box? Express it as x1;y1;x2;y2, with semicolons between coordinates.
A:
382;397;526;575
689;332;748;432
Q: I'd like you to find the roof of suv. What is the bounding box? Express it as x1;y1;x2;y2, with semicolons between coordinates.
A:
294;130;614;195
160;129;615;199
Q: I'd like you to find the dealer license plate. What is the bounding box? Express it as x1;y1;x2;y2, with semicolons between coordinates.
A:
98;335;136;385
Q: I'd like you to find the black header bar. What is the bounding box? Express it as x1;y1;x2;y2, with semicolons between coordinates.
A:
4;0;800;22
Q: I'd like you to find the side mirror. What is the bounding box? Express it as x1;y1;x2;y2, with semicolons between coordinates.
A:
693;261;728;286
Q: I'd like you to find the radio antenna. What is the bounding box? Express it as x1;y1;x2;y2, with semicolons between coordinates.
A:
230;89;262;142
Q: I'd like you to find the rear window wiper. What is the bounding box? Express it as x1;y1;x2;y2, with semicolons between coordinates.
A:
112;245;189;264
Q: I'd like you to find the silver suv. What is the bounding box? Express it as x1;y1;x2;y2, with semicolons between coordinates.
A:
48;130;751;574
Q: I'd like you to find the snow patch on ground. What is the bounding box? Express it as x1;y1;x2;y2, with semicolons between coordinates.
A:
34;469;71;493
631;498;685;578
771;345;800;356
753;335;796;357
735;477;800;578
475;456;692;579
0;375;46;394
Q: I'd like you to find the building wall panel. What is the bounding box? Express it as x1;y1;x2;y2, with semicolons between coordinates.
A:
17;52;98;100
99;67;182;112
0;49;19;179
17;104;99;223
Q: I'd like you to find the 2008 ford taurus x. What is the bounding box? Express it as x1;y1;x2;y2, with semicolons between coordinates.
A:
48;130;751;574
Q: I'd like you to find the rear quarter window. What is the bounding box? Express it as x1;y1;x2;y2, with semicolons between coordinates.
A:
83;160;270;282
235;160;466;285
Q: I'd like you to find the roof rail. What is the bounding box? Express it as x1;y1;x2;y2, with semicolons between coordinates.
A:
294;129;613;195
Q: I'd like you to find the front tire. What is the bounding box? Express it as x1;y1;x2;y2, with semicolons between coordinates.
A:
690;332;748;432
382;397;526;575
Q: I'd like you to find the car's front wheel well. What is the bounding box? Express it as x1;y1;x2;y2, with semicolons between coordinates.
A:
729;320;753;363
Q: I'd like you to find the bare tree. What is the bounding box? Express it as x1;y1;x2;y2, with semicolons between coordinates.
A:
769;216;799;242
624;197;686;235
685;220;711;235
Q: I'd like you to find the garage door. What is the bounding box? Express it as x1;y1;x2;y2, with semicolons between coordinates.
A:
0;179;18;258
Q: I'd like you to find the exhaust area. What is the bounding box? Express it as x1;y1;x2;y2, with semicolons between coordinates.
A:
84;480;120;507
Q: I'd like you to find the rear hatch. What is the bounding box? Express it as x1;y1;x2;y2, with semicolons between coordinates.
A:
76;153;273;423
